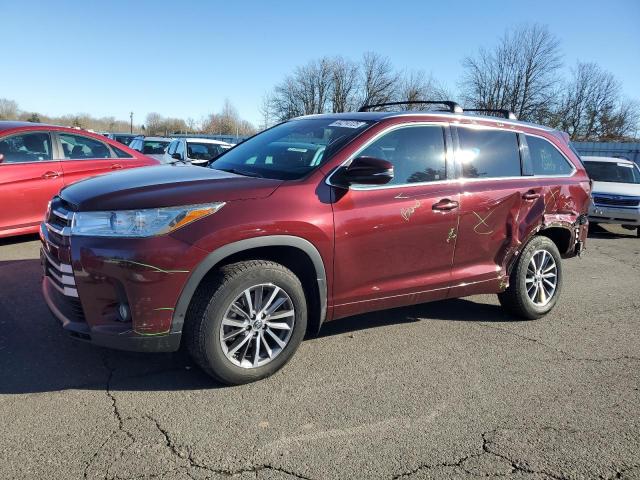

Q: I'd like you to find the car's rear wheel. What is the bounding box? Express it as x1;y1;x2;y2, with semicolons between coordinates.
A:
498;236;563;319
185;260;307;385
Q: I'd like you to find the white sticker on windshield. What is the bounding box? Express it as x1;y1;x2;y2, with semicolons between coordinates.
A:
328;120;368;129
617;163;633;168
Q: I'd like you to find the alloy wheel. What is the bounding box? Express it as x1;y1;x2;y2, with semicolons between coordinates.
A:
525;249;558;307
219;283;295;368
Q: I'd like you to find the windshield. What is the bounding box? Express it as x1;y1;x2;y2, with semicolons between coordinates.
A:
584;161;640;184
187;142;225;161
143;140;170;155
210;118;373;180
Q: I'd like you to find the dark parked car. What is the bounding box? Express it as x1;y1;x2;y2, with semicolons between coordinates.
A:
40;102;590;384
105;133;137;146
0;121;158;238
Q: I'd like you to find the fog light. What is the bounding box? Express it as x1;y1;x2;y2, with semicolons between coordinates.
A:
118;303;130;322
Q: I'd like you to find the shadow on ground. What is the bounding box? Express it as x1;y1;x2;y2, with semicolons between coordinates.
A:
588;223;638;239
0;253;522;395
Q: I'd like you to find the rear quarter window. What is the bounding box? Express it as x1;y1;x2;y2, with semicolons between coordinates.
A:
526;135;574;176
112;145;134;158
457;128;521;178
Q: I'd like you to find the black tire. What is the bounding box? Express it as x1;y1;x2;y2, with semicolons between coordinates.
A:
184;260;307;385
498;236;563;320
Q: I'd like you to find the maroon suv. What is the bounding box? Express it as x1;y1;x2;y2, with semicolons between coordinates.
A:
41;102;590;384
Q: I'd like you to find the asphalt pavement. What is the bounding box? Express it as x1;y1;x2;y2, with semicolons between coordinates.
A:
0;225;638;479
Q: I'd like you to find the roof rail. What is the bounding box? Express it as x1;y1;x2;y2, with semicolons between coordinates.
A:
463;108;518;120
358;100;463;114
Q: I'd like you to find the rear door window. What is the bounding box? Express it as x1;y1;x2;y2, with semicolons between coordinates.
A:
457;128;521;178
0;132;52;163
59;133;112;159
526;135;574;176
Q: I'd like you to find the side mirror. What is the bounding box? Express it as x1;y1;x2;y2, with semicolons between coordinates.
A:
172;152;182;160
332;156;394;188
0;154;4;164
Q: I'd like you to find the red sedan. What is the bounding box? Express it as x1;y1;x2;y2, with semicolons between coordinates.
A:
0;121;159;238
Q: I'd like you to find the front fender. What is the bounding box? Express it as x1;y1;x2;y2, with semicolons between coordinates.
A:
170;235;327;334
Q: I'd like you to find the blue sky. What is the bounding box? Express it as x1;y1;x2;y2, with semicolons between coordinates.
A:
3;0;639;126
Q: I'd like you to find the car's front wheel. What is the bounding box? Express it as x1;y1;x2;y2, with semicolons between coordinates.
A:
498;236;563;319
185;260;307;385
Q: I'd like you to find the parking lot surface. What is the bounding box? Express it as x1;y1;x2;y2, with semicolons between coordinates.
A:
0;226;638;480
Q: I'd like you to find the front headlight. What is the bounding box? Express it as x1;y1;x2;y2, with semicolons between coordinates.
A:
70;202;225;237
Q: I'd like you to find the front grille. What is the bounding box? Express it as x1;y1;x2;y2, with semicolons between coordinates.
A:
42;196;85;322
593;195;640;208
45;197;74;241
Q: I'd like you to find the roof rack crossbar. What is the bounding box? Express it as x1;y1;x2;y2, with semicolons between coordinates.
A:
358;100;463;114
463;108;518;120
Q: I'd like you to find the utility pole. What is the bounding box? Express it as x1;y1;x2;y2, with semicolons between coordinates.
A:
129;112;134;134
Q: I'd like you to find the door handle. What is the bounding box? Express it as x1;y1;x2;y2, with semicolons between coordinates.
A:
432;199;459;211
42;171;60;179
111;164;123;170
523;190;541;200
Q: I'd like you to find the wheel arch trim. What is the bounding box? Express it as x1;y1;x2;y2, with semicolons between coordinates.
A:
171;235;327;334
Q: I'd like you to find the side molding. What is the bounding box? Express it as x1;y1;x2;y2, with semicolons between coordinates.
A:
171;235;327;333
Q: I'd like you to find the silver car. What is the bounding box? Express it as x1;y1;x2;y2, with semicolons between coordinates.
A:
165;137;232;166
583;156;640;237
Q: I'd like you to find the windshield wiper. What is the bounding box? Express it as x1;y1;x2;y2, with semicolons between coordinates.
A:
214;167;263;178
168;158;190;165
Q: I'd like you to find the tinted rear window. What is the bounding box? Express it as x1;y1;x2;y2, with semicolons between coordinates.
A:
526;135;574;176
458;128;521;178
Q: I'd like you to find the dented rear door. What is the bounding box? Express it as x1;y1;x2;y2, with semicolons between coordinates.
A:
448;126;541;296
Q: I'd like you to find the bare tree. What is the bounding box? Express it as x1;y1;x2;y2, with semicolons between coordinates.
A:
258;92;276;130
145;113;164;135
551;62;638;140
360;52;398;107
395;70;450;109
186;117;197;134
202;99;256;136
461;24;562;121
0;98;19;120
331;56;360;113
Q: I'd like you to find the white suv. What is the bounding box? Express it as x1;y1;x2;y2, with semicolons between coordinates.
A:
165;137;232;166
583;156;640;237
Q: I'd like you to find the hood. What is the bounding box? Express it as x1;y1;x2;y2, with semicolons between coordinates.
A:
60;165;283;211
591;181;640;197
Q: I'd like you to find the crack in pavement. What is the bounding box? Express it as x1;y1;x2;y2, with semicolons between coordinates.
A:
164;428;312;478
85;361;312;480
392;429;577;479
480;430;568;480
475;322;640;364
83;351;135;480
591;245;640;272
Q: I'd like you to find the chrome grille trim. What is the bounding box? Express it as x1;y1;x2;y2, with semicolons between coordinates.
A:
42;247;73;274
47;276;79;298
46;222;70;237
47;266;76;287
52;207;74;221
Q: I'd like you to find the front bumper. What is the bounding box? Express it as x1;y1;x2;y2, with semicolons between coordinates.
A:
588;204;640;225
42;275;181;352
40;202;208;352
